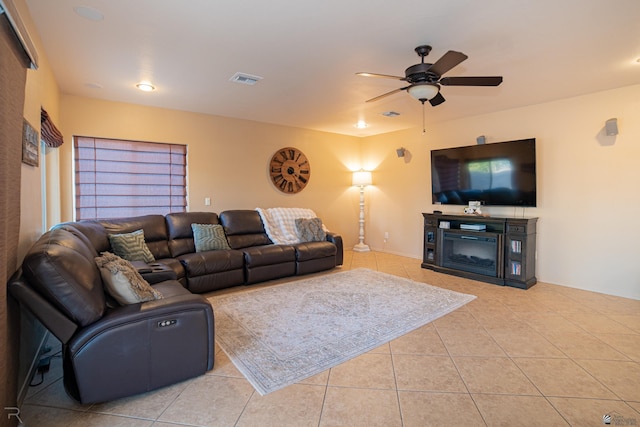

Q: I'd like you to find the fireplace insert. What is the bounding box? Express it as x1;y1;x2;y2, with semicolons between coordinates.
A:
441;230;502;277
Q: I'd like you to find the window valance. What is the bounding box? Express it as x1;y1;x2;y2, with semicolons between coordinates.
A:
40;108;64;147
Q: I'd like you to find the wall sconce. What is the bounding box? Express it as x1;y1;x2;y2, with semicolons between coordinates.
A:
396;147;406;158
352;170;372;252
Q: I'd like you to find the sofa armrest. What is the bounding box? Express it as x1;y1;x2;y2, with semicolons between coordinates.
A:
326;232;343;266
69;291;214;355
8;270;78;344
65;289;215;403
131;260;178;284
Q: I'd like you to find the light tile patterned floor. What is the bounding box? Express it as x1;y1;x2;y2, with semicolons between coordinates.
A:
21;251;640;426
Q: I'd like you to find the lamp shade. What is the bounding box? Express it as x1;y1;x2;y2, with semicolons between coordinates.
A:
352;170;372;187
407;84;439;101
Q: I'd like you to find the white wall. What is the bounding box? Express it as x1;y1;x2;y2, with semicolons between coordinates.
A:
364;85;640;300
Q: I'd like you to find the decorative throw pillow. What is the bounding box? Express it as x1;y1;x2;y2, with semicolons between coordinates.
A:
295;217;326;242
95;252;163;305
108;229;155;263
191;223;231;252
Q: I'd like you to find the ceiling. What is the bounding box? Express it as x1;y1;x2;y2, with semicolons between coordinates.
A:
24;0;640;137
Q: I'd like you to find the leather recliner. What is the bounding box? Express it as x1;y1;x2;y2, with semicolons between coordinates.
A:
8;225;215;404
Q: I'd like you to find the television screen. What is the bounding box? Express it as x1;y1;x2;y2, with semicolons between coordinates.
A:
431;138;536;207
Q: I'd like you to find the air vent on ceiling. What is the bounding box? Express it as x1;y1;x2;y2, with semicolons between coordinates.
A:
382;111;400;117
229;72;263;85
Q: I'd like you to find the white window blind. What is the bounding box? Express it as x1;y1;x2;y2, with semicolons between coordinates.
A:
74;136;187;220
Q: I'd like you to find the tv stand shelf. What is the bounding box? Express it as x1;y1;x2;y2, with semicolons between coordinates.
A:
422;212;538;289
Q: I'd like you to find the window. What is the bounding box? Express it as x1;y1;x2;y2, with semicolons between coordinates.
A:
74;136;187;220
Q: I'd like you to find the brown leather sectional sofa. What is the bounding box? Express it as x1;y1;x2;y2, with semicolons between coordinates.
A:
9;210;343;403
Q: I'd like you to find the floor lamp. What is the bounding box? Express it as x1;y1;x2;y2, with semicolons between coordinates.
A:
352;170;372;252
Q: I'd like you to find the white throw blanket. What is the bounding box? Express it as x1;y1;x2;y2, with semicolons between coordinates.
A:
255;207;318;244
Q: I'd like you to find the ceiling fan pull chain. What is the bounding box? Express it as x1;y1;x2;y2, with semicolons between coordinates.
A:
422;102;426;134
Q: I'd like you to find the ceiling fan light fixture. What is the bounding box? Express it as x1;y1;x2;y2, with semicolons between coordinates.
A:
407;84;439;102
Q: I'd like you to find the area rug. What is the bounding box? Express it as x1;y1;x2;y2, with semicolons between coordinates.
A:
209;268;476;395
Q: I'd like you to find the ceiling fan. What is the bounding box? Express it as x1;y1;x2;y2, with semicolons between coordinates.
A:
357;45;503;106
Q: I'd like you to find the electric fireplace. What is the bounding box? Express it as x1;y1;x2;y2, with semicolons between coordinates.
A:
440;230;502;277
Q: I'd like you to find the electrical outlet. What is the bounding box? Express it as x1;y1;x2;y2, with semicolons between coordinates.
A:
204;197;211;206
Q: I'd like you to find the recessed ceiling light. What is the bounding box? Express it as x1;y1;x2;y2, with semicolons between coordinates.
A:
73;6;104;21
355;120;368;129
382;111;400;117
136;82;155;92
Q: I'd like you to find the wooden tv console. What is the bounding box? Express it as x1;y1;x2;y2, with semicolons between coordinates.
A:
422;212;538;289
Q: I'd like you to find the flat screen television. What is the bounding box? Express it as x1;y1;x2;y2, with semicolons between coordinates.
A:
431;138;537;207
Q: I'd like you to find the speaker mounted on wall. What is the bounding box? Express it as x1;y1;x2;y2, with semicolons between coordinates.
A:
605;118;618;136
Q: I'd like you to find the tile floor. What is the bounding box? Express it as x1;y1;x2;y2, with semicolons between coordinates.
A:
21;251;640;426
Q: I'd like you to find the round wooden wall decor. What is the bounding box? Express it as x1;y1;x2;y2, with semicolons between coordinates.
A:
269;147;310;194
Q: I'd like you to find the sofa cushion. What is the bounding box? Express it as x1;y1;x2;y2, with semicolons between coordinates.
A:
295;217;326;242
22;228;106;327
108;229;156;263
178;249;245;277
166;211;220;257
243;244;296;268
96;252;163;305
293;241;337;261
191;223;231;252
219;210;271;249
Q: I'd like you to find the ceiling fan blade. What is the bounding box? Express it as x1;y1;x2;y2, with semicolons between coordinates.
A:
365;86;409;103
429;92;445;106
428;50;468;76
439;76;503;86
356;72;406;80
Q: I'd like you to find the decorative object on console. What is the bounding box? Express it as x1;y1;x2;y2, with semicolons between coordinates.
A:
269;147;310;193
463;201;482;215
352;170;373;252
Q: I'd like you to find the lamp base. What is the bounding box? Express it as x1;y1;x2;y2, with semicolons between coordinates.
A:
353;243;370;252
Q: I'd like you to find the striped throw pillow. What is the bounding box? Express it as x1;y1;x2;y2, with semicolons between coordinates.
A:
108;229;156;263
192;223;231;252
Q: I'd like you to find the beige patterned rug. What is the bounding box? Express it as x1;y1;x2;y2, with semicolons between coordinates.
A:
209;268;475;395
